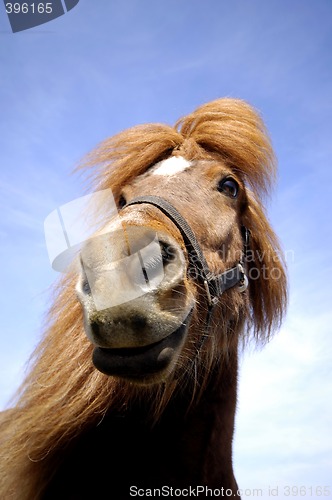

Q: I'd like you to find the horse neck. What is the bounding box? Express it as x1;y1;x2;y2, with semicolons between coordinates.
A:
42;348;240;498
121;348;240;489
171;350;239;487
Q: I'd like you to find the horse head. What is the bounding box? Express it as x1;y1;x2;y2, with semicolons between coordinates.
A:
75;98;287;388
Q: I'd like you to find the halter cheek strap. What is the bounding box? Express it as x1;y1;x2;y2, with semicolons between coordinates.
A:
124;195;249;305
124;195;249;352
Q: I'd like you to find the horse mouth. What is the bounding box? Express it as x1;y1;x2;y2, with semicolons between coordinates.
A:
92;311;192;380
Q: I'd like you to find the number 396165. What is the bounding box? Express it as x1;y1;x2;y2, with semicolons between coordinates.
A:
5;3;53;14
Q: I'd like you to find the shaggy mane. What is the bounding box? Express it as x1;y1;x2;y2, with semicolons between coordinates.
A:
81;98;275;200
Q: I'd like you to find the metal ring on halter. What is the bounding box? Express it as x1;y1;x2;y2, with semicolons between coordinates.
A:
237;262;248;293
238;274;248;293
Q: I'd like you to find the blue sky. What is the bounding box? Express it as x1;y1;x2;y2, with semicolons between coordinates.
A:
1;0;331;495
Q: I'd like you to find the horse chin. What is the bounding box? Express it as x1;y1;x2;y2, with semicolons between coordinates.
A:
91;310;193;383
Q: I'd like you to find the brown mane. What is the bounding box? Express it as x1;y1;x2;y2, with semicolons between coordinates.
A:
0;98;287;498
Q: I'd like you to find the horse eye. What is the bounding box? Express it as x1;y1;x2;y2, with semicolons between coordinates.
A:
218;178;239;198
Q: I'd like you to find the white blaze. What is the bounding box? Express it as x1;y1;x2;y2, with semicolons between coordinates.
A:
152;156;192;176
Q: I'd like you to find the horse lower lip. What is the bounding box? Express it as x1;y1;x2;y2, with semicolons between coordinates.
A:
99;338;169;358
92;313;192;378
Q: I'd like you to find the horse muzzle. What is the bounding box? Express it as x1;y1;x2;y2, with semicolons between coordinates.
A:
76;222;195;382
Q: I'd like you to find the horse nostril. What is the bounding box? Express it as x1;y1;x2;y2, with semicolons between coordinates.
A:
82;279;91;295
90;321;100;336
160;241;177;265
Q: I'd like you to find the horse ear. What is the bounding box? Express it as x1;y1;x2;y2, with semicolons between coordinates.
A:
242;194;288;343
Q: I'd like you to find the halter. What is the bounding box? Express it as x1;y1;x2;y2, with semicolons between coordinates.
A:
124;195;249;347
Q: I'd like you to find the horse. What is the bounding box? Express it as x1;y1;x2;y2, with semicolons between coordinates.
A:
0;98;287;499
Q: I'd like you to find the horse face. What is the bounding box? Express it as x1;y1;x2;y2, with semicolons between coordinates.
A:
76;156;245;383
